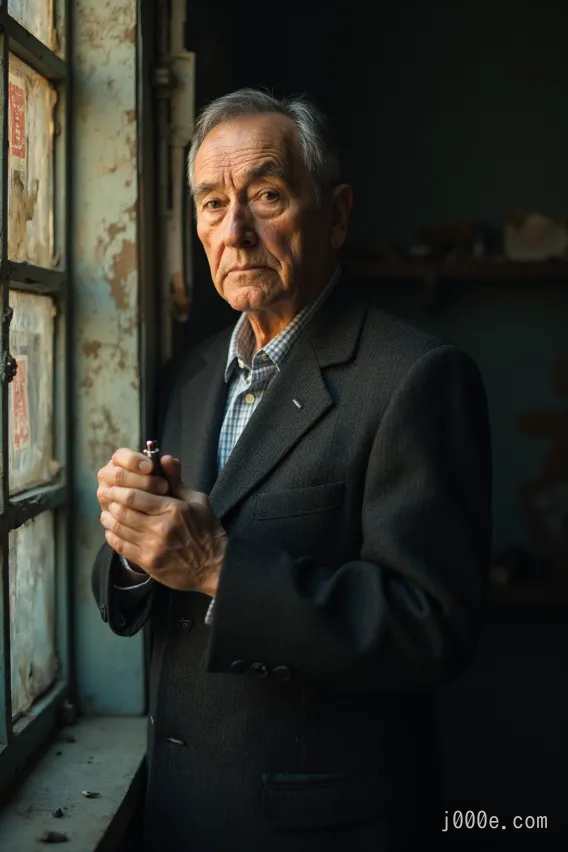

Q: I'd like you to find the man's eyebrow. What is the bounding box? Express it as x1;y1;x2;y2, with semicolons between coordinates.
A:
193;162;290;199
245;161;289;182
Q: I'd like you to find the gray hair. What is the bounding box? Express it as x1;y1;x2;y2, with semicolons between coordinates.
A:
187;88;341;206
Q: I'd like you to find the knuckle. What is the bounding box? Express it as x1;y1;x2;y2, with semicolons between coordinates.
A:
123;488;135;507
114;466;126;486
157;520;172;540
112;503;126;522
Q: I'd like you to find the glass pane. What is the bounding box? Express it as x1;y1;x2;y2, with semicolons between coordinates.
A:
8;54;56;266
9;1;57;53
9;290;57;494
10;511;58;719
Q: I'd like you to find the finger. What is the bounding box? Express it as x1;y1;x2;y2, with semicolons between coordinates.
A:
100;508;143;543
104;529;145;565
112;447;156;475
160;455;183;494
106;502;149;534
106;463;169;496
107;485;167;514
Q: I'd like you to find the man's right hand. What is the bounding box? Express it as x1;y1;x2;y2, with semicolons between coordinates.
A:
97;448;170;579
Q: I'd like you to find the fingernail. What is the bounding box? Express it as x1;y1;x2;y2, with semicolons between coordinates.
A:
139;460;152;472
158;480;169;494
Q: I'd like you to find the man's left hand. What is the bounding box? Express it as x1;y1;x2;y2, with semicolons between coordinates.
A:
100;455;226;597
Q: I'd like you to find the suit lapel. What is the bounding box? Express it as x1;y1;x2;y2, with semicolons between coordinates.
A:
208;278;367;521
180;326;232;495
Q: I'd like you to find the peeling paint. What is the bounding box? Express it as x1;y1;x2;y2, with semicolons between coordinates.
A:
83;340;102;359
108;239;136;310
74;0;143;714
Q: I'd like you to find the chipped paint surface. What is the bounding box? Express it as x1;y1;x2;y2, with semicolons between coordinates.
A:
73;0;144;715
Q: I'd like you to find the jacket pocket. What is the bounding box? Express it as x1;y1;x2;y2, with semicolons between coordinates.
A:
261;770;387;829
256;481;345;520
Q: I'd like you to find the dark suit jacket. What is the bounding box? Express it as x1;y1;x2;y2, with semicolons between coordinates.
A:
92;277;492;851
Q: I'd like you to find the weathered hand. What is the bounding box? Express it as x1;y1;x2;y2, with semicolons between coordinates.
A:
98;451;226;596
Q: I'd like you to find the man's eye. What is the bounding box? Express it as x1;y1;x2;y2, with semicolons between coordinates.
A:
259;190;279;202
204;199;222;210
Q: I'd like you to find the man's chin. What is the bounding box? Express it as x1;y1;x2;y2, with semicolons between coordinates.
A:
224;277;282;312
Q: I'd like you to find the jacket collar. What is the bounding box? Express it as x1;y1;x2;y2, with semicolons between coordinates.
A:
181;273;367;519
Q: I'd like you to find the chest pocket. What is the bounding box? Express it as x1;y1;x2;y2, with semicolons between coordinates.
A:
255;481;345;520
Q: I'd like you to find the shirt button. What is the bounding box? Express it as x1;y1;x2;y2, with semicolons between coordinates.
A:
249;662;268;678
244;392;255;404
272;665;292;681
261;353;269;361
238;359;245;369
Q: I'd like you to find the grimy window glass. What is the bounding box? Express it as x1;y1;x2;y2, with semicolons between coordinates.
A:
8;55;56;267
0;0;69;789
8;1;57;54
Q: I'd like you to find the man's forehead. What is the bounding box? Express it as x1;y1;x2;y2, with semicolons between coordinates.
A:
194;114;302;182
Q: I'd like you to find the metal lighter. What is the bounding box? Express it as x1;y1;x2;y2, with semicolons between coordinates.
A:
143;439;164;478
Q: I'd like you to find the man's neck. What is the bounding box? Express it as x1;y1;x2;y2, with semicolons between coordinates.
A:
246;265;338;351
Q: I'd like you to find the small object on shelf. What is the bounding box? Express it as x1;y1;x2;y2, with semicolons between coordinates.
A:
489;545;541;588
504;210;568;261
419;222;475;258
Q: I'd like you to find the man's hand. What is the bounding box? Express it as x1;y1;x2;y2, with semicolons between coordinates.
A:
97;448;226;597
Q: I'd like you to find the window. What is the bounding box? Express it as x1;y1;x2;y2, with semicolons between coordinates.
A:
0;0;69;795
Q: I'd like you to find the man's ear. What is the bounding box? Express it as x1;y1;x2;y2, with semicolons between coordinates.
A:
330;184;353;250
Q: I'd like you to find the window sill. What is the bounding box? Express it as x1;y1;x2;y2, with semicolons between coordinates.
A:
0;716;146;851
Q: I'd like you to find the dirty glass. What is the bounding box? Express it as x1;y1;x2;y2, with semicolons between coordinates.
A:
8;290;56;493
9;0;58;54
7;54;56;267
9;511;58;719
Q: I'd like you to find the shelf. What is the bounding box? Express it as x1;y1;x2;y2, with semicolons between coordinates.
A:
344;257;568;281
489;581;568;607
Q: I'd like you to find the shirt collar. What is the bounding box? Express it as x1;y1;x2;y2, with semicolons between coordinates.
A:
224;266;341;383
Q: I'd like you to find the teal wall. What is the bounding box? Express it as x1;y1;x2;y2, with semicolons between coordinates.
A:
346;0;568;246
343;0;568;561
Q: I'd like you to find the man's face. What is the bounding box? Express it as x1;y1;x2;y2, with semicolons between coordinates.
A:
193;113;346;314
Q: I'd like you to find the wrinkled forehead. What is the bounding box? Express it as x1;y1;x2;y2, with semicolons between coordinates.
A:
194;114;306;191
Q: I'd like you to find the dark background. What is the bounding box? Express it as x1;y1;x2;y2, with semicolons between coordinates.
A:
180;2;568;847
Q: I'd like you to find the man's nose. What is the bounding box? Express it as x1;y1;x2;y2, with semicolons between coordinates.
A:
222;202;257;249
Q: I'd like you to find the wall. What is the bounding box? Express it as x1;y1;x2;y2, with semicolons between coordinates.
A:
72;0;144;715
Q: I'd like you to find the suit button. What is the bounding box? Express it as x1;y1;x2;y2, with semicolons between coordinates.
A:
249;662;268;678
272;665;291;681
230;660;248;674
99;604;107;622
177;618;193;632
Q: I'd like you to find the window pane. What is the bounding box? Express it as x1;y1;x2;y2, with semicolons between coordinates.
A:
8;54;56;266
9;290;57;494
10;511;58;719
9;1;56;53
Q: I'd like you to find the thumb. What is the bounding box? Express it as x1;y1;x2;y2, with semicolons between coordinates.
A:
159;455;185;496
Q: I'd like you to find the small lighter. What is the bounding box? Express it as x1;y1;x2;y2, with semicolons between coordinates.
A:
143;439;164;478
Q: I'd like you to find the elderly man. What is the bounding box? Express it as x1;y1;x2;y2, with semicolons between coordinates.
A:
92;88;492;851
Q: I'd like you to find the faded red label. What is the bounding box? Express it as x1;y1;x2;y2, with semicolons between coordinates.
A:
9;81;26;159
12;355;30;450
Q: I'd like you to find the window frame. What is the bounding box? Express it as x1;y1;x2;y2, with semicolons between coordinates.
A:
0;0;71;799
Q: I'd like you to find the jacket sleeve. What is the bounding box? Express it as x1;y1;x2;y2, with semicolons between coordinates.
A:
91;541;156;637
205;345;492;692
